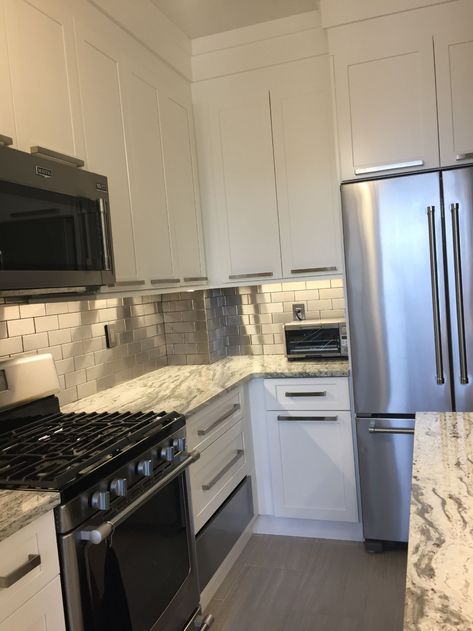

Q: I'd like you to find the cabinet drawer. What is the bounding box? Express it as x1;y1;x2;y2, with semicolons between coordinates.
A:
0;575;65;631
187;387;245;452
0;510;60;623
264;378;350;411
190;421;247;533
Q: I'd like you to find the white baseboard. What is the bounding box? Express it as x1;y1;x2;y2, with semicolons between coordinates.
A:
253;514;363;541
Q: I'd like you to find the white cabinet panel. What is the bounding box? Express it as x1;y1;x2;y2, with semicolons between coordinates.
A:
0;1;15;144
0;576;65;631
435;25;473;166
160;91;206;283
4;0;83;160
75;23;136;282
271;57;342;277
267;410;358;522
122;68;177;285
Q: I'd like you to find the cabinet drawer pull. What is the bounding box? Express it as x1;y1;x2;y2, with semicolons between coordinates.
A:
112;280;146;287
150;278;180;285
456;152;473;161
354;160;423;175
197;404;240;436
0;134;13;146
30;145;84;168
183;276;208;282
290;267;337;274
284;391;327;397
277;415;338;422
228;272;273;280
0;554;41;588
202;449;244;491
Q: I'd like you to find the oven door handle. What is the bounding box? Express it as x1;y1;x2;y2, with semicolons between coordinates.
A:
79;450;200;545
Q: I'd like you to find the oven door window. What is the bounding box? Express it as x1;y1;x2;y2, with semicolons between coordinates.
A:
288;328;341;355
84;476;191;631
0;180;103;271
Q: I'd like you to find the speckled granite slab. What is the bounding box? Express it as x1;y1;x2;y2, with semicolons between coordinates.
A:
404;412;473;630
0;490;60;543
64;355;349;416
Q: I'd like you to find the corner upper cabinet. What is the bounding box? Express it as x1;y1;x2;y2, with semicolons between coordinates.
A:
330;13;439;181
2;0;84;162
193;77;282;285
435;23;473;167
270;57;342;277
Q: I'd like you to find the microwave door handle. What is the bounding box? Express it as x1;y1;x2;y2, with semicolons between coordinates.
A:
98;198;112;271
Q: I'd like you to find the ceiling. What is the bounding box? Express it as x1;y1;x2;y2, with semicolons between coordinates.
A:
151;0;319;39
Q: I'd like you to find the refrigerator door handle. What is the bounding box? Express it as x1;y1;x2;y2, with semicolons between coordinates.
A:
427;206;445;385
451;202;469;384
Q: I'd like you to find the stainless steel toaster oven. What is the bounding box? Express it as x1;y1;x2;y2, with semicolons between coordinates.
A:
284;318;348;360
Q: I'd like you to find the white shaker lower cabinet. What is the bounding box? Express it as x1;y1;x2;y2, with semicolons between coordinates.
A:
264;378;358;522
0;510;65;631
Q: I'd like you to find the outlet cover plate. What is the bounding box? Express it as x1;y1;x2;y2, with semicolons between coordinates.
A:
292;303;306;320
104;324;118;348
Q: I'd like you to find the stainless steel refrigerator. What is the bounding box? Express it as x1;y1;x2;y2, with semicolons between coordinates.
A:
341;165;473;550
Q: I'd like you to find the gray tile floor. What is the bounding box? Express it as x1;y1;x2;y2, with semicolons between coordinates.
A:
206;534;407;631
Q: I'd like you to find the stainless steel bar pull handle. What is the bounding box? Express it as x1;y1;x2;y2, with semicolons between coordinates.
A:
30;145;84;167
197;404;240;436
290;266;337;274
202;450;244;491
277;415;338;422
228;272;274;280
427;206;445;385
98;198;112;271
456;152;473;161
0;134;13;146
285;391;326;398
368;426;414;435
354;160;423;175
0;554;41;588
451;202;468;384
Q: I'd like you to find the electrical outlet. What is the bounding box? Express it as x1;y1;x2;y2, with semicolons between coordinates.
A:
292;303;306;321
104;324;118;348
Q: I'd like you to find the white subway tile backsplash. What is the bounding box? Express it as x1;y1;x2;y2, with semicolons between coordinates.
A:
19;304;46;318
34;315;59;332
23;332;49;351
7;318;35;337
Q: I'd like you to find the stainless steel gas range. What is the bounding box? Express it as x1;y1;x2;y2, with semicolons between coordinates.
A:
0;354;213;631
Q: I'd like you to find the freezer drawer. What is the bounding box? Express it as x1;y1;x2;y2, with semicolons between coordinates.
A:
356;417;414;543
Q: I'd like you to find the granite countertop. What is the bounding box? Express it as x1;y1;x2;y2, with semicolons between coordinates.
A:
64;355;349;416
0;490;60;543
404;412;473;630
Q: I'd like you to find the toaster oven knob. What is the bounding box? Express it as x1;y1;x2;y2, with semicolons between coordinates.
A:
110;477;127;497
90;490;110;511
160;446;175;462
172;437;186;452
136;459;153;477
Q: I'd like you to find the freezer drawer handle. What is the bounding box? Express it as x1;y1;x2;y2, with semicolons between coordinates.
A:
284;391;326;397
277;415;338;422
197;404;241;436
368;426;414;435
456;152;473;161
451;202;468;384
202;450;244;491
0;554;41;588
426;206;445;385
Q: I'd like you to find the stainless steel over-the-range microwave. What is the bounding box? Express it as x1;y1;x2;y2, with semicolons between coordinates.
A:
284;318;348;360
0;143;114;294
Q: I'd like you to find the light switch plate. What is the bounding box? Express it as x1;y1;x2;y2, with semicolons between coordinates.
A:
292;303;306;320
104;324;118;348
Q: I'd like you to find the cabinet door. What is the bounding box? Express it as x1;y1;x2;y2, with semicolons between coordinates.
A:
3;0;84;160
0;576;65;631
74;16;137;282
270;57;342;278
435;23;473;167
121;66;178;287
0;1;15;145
331;14;439;180
193;79;281;284
267;411;358;522
160;89;207;284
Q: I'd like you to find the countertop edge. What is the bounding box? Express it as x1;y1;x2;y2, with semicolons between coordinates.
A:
0;490;61;544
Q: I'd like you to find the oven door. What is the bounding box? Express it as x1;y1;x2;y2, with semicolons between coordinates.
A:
59;465;200;631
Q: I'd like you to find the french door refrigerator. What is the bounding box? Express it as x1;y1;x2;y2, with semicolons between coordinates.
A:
341;165;473;550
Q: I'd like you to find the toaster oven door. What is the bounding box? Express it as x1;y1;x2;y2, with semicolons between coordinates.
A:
285;326;343;359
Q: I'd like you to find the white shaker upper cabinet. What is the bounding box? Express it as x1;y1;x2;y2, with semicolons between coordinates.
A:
194;78;281;284
160;89;207;285
74;16;137;283
270;57;342;278
435;23;473;167
331;13;439;180
121;65;178;288
0;2;14;146
3;0;84;162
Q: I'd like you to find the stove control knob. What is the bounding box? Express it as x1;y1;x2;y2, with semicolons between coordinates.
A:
160;446;175;462
110;478;127;497
172;437;186;452
136;459;153;477
90;490;110;511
